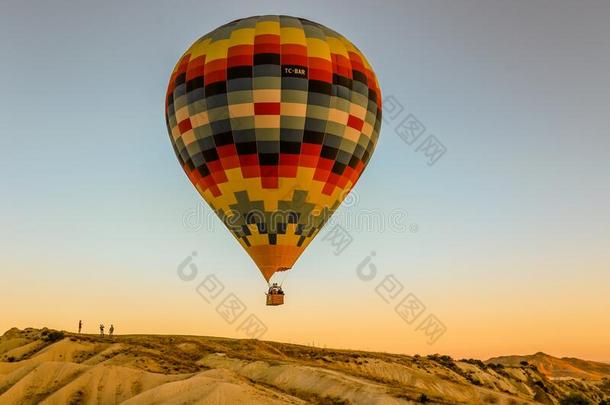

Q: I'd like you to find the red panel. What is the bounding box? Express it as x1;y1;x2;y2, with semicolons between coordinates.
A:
279;165;298;177
281;53;308;67
254;44;280;54
299;154;318;168
348;51;365;72
322;182;335;195
347;115;364;131
309;68;332;82
204;59;227;84
185;165;201;184
327;172;340;185
254;34;280;54
301;144;321;155
255;102;281;115
281;44;307;66
186;55;206;80
204;71;226;85
337;168;351;188
178;118;192;133
239;154;260;178
207;161;228;184
308;57;332;82
316;157;333;170
300;144;321;168
217;145;240;169
281;44;307;54
199;174;213;191
228;54;253;67
217;144;237;158
279;154;299;177
228;44;254;56
260;165;279;188
350;161;365;184
209;184;221;197
314;158;333;182
279;154;299;165
186;65;204;81
314;168;330;182
255;34;280;45
241;165;260;178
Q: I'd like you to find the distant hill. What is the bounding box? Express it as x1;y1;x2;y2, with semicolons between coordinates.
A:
487;352;610;381
1;328;609;404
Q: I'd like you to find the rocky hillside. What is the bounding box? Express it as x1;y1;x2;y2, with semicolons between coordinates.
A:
487;352;610;381
1;328;608;404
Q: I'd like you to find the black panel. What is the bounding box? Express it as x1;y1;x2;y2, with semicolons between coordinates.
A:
202;148;219;162
333;73;352;88
320;145;338;160
213;131;234;146
236;142;257;155
197;164;210;177
175;72;186;86
186;76;204;92
228;65;253;79
253;53;280;65
331;161;347;174
308;80;332;95
352;70;368;84
204;81;226;97
303;130;324;144
280;141;301;154
258;153;279;165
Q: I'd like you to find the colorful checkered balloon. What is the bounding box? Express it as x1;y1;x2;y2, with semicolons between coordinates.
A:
166;15;382;281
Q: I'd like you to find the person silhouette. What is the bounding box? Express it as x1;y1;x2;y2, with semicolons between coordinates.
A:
99;324;105;337
109;324;114;337
78;320;83;334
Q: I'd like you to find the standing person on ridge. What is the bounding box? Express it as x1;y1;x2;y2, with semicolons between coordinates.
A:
109;324;114;337
99;324;104;337
78;320;82;334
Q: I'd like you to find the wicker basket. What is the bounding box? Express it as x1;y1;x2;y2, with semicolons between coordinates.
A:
266;293;284;306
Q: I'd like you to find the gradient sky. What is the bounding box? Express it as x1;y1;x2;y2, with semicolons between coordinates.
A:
1;0;609;362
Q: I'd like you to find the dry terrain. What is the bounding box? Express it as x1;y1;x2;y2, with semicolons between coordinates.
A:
1;328;609;404
487;353;610;381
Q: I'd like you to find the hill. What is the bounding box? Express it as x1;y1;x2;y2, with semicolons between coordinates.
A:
487;352;610;381
1;328;609;404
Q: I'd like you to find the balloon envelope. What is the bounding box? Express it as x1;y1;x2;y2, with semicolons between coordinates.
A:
165;15;382;281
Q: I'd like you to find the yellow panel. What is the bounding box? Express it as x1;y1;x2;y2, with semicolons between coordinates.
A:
253;89;281;102
305;38;331;59
255;115;280;128
190;111;209;128
229;103;254;117
255;21;280;35
175;105;189;123
280;27;307;44
187;38;212;60
328;108;349;125
181;129;196;146
229;28;255;45
349;103;367;119
205;39;231;62
325;37;349;58
280;102;307;117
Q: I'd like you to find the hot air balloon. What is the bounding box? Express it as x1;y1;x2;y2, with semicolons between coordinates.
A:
165;15;382;305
